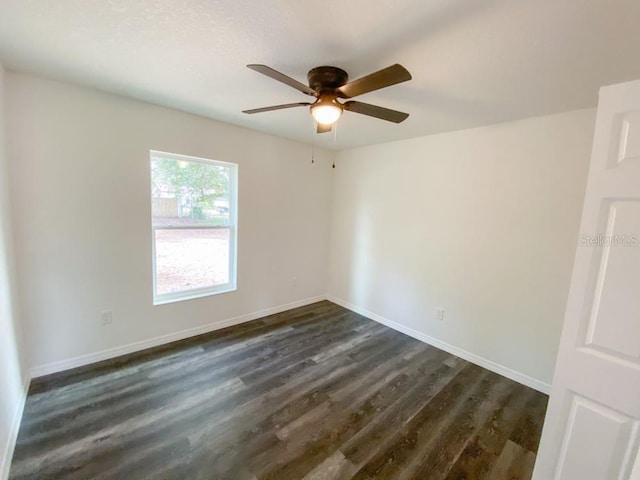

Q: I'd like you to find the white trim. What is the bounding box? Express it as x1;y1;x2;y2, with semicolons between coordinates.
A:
152;225;230;230
150;150;238;168
152;283;237;306
30;295;326;378
28;293;550;389
0;374;29;480
327;295;551;394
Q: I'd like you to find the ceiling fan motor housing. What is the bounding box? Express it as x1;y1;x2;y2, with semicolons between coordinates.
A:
307;66;348;94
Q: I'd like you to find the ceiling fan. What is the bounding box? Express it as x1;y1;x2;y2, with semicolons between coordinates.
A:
242;64;412;133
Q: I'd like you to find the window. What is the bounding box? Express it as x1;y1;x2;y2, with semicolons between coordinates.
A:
150;151;237;304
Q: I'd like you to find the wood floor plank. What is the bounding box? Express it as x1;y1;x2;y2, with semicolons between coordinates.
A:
259;351;452;479
339;361;469;468
406;374;516;480
508;391;548;453
9;302;548;480
348;366;492;480
488;440;536;480
443;383;536;480
301;451;358;480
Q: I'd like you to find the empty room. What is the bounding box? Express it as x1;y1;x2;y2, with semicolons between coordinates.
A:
1;1;639;479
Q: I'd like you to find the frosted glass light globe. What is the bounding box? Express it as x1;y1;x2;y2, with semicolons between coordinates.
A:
311;102;342;125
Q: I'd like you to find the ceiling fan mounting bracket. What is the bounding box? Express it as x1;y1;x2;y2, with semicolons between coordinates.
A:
307;66;349;93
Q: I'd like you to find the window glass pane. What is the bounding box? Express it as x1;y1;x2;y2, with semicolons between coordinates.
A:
151;156;231;227
154;228;230;294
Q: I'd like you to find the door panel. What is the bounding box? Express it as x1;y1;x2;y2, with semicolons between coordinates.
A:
556;395;638;480
586;201;640;359
615;111;640;165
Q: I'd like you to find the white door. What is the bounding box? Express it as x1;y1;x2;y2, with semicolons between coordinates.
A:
533;79;640;479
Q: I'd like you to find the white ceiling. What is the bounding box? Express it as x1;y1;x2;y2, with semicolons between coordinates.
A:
1;0;639;150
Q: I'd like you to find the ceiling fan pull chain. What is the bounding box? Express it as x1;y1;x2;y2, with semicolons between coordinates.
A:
310;115;318;163
332;121;337;168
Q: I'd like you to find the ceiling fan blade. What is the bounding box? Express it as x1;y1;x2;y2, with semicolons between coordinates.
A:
316;123;332;134
337;64;412;99
247;64;317;96
343;101;409;123
242;102;311;114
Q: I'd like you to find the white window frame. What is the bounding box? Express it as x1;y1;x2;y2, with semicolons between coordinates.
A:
150;150;238;305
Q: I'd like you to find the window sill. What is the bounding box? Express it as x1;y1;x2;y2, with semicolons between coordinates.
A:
153;284;237;306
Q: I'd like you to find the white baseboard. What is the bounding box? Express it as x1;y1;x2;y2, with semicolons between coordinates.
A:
327;295;551;395
0;373;29;480
30;295;327;378
28;291;549;387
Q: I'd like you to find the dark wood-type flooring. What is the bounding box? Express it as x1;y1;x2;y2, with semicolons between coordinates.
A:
9;301;548;479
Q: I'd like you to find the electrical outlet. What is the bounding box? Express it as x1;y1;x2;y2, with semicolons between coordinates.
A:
435;308;445;321
101;310;113;326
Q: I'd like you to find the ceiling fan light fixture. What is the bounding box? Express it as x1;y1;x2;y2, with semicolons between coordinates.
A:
311;99;342;126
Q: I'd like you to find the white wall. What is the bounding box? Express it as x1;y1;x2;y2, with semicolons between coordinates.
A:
6;72;334;372
0;64;27;479
328;109;596;387
4;69;596;392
